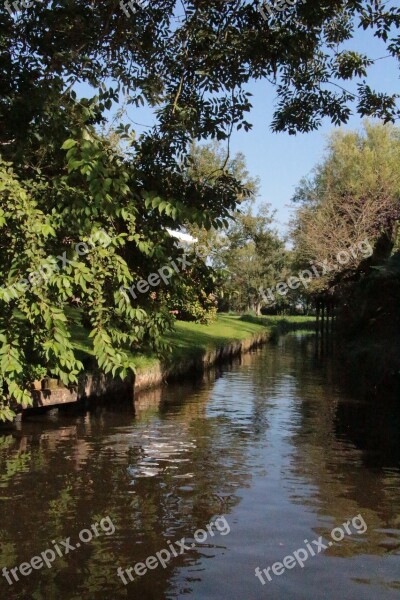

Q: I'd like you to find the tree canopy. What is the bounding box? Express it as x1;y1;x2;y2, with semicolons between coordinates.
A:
1;1;399;419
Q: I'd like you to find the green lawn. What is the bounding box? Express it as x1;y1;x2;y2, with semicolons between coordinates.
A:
165;314;269;362
70;312;315;372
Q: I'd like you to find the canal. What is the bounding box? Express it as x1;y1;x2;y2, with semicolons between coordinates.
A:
0;333;399;599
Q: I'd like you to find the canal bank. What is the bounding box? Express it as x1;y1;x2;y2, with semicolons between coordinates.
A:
24;315;315;413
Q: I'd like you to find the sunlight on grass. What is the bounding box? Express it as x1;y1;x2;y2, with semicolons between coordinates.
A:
69;312;315;372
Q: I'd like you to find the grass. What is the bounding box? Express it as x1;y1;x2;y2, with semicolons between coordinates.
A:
69;312;315;372
239;314;315;342
164;314;270;363
239;314;316;326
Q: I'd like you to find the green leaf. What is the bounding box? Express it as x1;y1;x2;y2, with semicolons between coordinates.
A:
61;139;77;150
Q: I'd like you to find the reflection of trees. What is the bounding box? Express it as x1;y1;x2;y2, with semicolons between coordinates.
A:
0;367;261;600
2;333;398;598
284;335;400;557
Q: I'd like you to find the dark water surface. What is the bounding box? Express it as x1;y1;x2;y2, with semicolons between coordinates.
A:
1;333;400;599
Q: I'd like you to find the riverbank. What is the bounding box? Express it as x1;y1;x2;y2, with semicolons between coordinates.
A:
26;314;315;412
145;314;315;387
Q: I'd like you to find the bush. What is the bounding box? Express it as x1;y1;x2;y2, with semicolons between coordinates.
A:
172;286;218;324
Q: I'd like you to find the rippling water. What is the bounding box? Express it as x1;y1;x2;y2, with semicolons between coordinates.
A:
0;333;399;599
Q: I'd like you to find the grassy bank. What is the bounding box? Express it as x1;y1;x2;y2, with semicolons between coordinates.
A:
165;314;271;363
8;313;316;414
239;314;315;340
167;314;315;360
72;313;315;372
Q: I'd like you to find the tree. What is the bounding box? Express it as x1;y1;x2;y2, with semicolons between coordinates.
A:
1;1;399;419
291;122;400;293
183;146;286;315
290;121;400;390
215;204;287;315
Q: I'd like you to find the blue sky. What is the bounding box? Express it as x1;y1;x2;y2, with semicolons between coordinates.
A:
77;15;399;235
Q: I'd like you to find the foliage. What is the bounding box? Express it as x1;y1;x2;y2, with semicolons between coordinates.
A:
187;141;260;204
171;284;218;324
1;1;400;419
2;1;399;152
214;204;288;314
291;122;400;391
27;365;48;383
174;142;263;321
336;251;400;392
291;122;400;293
0;152;178;418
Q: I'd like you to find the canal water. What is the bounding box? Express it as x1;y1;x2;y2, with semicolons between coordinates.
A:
0;333;399;599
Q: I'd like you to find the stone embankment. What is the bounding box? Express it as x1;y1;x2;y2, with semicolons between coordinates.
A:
29;331;269;410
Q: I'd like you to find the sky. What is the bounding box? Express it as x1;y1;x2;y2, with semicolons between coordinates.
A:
225;27;400;234
76;11;400;236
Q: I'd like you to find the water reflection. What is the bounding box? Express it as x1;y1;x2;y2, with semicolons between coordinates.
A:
0;334;399;599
